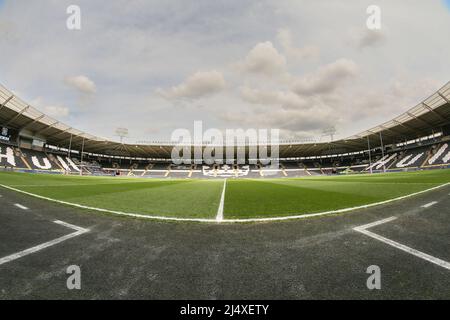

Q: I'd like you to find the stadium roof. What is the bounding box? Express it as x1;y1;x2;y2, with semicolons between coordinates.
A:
1;81;449;159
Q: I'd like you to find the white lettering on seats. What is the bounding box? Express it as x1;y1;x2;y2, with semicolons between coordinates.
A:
0;146;16;167
31;156;52;169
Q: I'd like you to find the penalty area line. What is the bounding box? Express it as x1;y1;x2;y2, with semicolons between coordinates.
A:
354;217;450;271
0;220;89;266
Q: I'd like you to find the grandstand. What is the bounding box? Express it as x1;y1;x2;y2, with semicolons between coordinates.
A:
1;82;450;177
2;0;450;304
1;81;450;301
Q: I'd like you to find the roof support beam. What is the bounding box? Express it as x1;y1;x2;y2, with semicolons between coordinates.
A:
437;91;450;103
289;144;304;157
334;139;365;149
133;145;149;157
35;121;59;135
82;145;114;155
54;133;84;145
423;101;447;122
51;128;74;139
406;112;435;128
392;119;421;133
87;142;124;154
20;115;45;130
301;143;321;157
378;125;405;138
0;95;14;112
3;105;30;126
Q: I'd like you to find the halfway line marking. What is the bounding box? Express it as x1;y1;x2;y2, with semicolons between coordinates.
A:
0;220;89;266
216;179;227;222
354;217;450;271
421;201;438;208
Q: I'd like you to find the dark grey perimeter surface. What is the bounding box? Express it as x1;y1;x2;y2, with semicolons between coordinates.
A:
0;185;449;299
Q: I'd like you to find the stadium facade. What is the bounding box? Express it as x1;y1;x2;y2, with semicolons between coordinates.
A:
1;82;450;178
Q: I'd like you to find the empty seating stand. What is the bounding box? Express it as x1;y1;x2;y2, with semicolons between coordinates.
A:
2;139;450;177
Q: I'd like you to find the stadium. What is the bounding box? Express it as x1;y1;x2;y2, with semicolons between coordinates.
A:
1;81;450;299
0;1;450;305
1;83;450;221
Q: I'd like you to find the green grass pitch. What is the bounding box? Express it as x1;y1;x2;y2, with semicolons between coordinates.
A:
0;169;449;220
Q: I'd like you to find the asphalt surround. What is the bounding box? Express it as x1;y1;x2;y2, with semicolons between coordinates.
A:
0;184;449;299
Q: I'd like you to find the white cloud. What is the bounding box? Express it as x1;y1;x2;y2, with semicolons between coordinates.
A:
43;105;70;118
277;28;319;60
64;75;97;94
157;70;226;100
240;86;308;110
292;58;359;96
219;102;335;138
390;78;442;101
29;97;70;119
238;41;287;76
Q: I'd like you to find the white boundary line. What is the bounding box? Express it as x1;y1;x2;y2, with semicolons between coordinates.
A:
0;220;89;266
353;216;398;230
421;201;438;208
354;217;450;270
14;204;29;210
216;179;227;222
0;182;449;223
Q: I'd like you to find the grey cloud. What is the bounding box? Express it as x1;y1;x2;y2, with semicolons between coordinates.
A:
356;29;386;49
237;41;287;76
157;70;226;100
292;59;359;96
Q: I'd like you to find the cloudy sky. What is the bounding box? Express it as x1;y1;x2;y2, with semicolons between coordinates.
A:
0;0;449;143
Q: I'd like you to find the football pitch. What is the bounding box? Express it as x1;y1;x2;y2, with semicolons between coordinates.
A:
0;169;449;221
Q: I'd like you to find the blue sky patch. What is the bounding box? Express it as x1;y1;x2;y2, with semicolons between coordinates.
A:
444;0;450;10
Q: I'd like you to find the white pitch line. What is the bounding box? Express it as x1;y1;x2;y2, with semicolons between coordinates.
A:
0;220;89;266
353;216;398;231
14;204;28;210
354;217;450;271
216;179;227;222
421;201;438;208
0;182;449;223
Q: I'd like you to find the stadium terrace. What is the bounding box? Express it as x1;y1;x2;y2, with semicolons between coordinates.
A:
0;82;449;178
